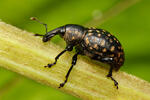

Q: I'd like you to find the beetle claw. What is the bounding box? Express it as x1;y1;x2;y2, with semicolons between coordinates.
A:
58;83;65;88
44;64;53;68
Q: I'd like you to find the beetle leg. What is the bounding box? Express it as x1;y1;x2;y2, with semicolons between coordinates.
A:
34;34;44;36
59;52;80;88
45;45;73;68
107;66;118;89
101;57;118;89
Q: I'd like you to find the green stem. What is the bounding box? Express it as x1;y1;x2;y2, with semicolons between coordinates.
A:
0;22;150;100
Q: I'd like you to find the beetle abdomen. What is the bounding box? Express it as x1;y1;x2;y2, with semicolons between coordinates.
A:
81;28;125;70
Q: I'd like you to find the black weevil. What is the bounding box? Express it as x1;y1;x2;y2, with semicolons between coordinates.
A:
31;17;125;89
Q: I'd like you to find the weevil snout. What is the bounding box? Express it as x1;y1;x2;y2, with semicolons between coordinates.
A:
42;35;50;42
42;33;55;42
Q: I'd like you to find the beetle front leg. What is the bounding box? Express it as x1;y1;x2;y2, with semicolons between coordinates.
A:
34;34;44;36
45;45;73;68
101;57;118;89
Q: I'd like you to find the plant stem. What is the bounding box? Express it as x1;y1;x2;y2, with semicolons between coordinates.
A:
0;22;150;100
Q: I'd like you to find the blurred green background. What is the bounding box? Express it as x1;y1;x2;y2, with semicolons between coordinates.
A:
0;0;150;100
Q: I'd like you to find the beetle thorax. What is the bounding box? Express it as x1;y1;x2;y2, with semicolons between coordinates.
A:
63;24;85;45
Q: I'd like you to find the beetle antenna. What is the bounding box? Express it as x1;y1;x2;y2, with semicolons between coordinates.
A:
30;17;48;33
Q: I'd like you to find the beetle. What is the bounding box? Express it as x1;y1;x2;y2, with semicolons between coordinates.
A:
31;17;125;89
